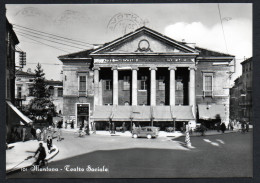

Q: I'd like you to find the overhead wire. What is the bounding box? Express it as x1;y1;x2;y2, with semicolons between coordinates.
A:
17;34;71;53
13;26;93;48
13;24;95;47
15;31;87;50
217;3;229;54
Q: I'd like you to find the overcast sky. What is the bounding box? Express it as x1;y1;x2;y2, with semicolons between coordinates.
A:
6;3;252;81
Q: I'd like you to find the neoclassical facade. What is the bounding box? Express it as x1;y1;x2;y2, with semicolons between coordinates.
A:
59;27;235;130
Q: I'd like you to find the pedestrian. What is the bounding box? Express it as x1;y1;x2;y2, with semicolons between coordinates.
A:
22;126;26;142
65;121;68;129
42;127;47;142
112;122;115;134
200;124;206;136
46;136;52;153
122;122;125;133
246;122;249;132
217;122;221;132
241;121;245;133
57;121;62;141
36;128;41;141
34;142;46;166
71;120;74;129
31;126;36;140
220;123;226;133
85;123;90;135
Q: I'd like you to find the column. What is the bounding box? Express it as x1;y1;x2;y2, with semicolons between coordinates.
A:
132;67;138;106
98;78;103;105
169;66;177;106
150;67;157;106
93;67;100;107
189;66;196;111
112;66;118;105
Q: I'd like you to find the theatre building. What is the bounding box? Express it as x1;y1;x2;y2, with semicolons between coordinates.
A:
59;27;235;130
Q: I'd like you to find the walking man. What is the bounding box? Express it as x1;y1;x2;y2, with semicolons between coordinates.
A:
46;136;52;153
34;142;46;166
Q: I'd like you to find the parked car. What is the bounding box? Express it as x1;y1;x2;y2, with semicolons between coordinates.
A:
132;126;159;139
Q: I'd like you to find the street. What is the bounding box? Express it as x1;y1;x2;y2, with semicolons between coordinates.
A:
7;131;253;178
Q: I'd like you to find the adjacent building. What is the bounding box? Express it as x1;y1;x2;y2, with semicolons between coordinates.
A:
15;69;64;114
6;18;32;141
230;57;252;124
59;26;235;130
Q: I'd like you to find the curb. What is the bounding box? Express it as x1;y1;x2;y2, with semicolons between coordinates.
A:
6;145;59;175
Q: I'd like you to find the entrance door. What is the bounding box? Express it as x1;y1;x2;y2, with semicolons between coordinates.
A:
76;103;90;128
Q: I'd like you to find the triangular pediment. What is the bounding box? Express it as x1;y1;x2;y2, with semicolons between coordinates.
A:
90;27;199;55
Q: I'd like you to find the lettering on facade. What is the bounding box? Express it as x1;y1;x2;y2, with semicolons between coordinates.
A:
95;58;193;63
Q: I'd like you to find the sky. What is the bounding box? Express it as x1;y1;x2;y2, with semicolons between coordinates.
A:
6;3;252;82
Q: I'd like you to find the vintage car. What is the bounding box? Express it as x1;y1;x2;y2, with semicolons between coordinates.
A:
132;126;159;139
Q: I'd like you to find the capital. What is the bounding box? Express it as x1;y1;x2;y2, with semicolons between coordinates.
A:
168;66;177;71
149;66;157;71
93;66;100;71
188;66;197;71
111;66;118;70
131;66;139;71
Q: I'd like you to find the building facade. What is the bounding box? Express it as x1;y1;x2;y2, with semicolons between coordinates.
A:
15;69;64;114
230;57;252;123
59;27;235;130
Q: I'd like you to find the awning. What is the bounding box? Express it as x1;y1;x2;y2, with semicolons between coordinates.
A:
171;106;195;121
152;106;173;121
112;106;132;121
198;104;225;120
132;106;152;121
6;101;32;125
91;105;113;121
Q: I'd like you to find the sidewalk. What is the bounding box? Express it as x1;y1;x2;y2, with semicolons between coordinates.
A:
62;128;240;138
6;140;59;174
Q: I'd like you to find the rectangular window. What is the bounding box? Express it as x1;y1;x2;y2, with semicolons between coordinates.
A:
58;88;63;97
204;75;213;97
17;86;22;98
140;76;148;90
28;87;34;96
105;80;112;90
123;76;130;90
79;76;86;91
158;76;165;91
49;87;54;96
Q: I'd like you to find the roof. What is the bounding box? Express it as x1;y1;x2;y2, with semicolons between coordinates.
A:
58;49;94;59
15;70;35;77
46;80;63;86
90;26;199;55
241;57;252;65
58;26;235;60
195;46;234;57
198;104;226;120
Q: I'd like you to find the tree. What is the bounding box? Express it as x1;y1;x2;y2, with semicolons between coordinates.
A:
28;63;56;122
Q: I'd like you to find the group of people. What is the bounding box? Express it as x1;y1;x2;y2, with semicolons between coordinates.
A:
9;126;28;143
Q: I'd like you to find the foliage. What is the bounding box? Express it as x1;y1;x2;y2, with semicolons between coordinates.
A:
28;63;56;122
